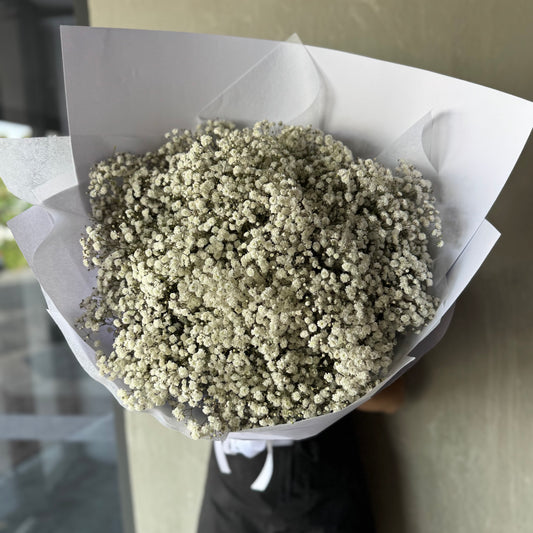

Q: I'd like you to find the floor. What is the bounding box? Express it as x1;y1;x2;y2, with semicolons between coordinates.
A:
0;268;124;533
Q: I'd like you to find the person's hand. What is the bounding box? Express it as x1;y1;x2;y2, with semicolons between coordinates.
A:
356;376;405;414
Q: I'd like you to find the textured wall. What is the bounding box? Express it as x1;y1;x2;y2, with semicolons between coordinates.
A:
88;0;532;98
122;410;210;533
88;1;533;532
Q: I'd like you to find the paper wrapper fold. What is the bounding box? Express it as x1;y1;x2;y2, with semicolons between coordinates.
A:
1;26;532;441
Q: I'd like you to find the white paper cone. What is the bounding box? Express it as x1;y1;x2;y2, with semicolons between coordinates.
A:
1;27;531;441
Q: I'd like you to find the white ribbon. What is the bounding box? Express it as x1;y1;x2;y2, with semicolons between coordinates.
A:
214;438;294;492
250;441;274;492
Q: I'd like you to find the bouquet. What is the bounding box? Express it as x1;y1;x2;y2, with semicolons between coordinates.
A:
1;27;531;448
77;118;442;439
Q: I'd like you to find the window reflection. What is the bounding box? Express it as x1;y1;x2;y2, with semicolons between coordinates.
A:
0;1;125;532
0;266;124;532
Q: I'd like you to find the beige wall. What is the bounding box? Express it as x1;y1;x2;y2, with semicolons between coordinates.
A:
88;1;533;532
89;0;532;98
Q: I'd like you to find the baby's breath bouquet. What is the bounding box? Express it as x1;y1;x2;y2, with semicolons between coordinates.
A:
77;119;442;438
1;27;531;444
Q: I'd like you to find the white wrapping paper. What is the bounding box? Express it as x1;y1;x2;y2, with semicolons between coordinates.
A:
1;27;532;443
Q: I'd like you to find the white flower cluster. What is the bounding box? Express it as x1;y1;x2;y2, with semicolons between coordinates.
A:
77;120;442;439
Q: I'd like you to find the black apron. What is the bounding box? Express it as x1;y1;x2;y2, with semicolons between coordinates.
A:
197;413;375;533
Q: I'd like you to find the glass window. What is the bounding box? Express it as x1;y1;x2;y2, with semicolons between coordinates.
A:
0;2;125;531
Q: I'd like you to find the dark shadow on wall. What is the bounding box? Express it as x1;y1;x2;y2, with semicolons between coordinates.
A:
354;412;409;533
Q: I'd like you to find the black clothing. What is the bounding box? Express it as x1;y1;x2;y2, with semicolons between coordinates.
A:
197;414;375;533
